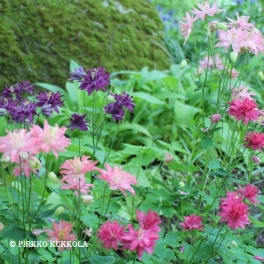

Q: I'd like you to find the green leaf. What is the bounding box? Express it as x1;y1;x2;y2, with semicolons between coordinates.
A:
201;136;213;150
164;232;181;247
89;256;116;264
168;160;198;172
198;191;213;204
154;246;176;260
70;59;80;71
160;205;175;217
118;123;151;137
138;70;168;87
0;227;26;240
208;161;221;170
132;92;165;105
81;214;99;228
65;82;78;104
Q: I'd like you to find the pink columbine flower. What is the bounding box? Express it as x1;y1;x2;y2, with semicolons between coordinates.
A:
121;224;159;261
243;132;264;153
219;190;242;209
215;27;248;54
238;184;260;206
226;12;254;30
32;229;45;236
229;85;255;100
198;54;224;70
245;30;264;57
254;256;264;261
83;228;93;237
218;198;250;230
179;12;197;46
227;69;239;79
180;246;184;253
43;220;77;252
12;154;42;177
191;1;225;21
60;156;98;181
0;129;40;163
60;177;94;197
97;163;138;196
179;215;205;231
96;220;125;251
30;119;71;158
252;156;261;164
227;98;259;125
136;209;162;232
164;153;174;164
210;114;221;124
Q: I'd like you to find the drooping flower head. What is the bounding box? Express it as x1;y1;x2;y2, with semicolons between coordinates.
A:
67;113;90;131
179;12;197;45
210;114;221;124
227;98;259;125
60;156;98;181
41;104;53;118
79;67;110;96
0;98;18;112
198;54;224;70
191;1;225;21
252;155;261;164
1;84;22;100
97;163;138;196
121;224;159;260
36;91;64;114
103;102;125;121
30;119;71;158
96;220;125;251
226;12;254;30
113;92;136;113
69;66;85;81
253;256;264;261
229;85;255;100
16;81;35;95
179;215;205;231
238;184;260;206
43;220;77;252
243;132;264;153
136;209;162;232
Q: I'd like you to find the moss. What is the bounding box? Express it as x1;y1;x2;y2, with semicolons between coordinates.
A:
0;0;170;89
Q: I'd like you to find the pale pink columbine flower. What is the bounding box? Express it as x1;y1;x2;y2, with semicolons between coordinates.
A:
96;220;125;251
238;184;260;206
83;228;93;237
210;114;221;124
178;190;189;195
215;27;248;53
43;220;77;252
30;119;71;158
60;156;98;181
32;229;45;235
198;54;224;70
218;197;250;230
227;69;239;79
191;0;225;21
0;129;40;163
226;13;254;30
12;154;41;177
136;209;162;232
229;85;255;100
254;256;264;261
164;153;174;164
179;215;205;231
60;177;94;197
179;12;197;46
245;30;264;57
252;156;261;164
121;224;159;260
97;163;138;196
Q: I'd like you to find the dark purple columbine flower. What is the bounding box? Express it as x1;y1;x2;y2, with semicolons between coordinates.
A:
113;92;136;112
1;84;22;100
41;104;53;118
167;10;175;15
0;98;18;112
16;81;35;95
9;99;38;124
103;102;125;121
67;113;90;131
36;91;64;114
79;67;111;96
69;66;85;81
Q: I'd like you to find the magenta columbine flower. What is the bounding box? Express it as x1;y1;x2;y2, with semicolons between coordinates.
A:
79;67;110;96
179;215;205;231
69;66;85;81
67;113;90;131
36;91;64;114
103;102;125;121
16;81;35;95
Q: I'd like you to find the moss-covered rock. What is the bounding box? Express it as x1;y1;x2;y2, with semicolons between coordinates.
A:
0;0;170;88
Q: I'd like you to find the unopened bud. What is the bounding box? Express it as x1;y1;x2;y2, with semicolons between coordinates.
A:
179;181;185;189
230;52;238;63
29;157;42;171
0;108;6;117
107;95;115;102
54;206;65;215
1;155;10;168
257;71;264;81
180;60;188;69
195;67;204;77
164;153;174;164
210;114;221;124
217;22;228;31
47;172;59;183
0;222;4;232
81;195;94;205
24;119;32;127
252;156;261;164
231;241;238;248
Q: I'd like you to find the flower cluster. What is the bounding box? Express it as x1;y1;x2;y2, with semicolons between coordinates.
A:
96;209;161;260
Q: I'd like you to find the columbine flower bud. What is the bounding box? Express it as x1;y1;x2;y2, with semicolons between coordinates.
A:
24;119;32;127
1;155;10;168
29;157;42;171
210;114;221;124
81;195;94;205
47;172;59;183
54;206;65;215
164;153;174;164
252;156;261;164
207;21;218;32
180;60;188;69
230;52;238;63
107;95;115;102
217;23;228;31
257;71;264;81
195;67;204;77
179;181;185;189
0;108;7;117
231;241;238;248
0;222;4;232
